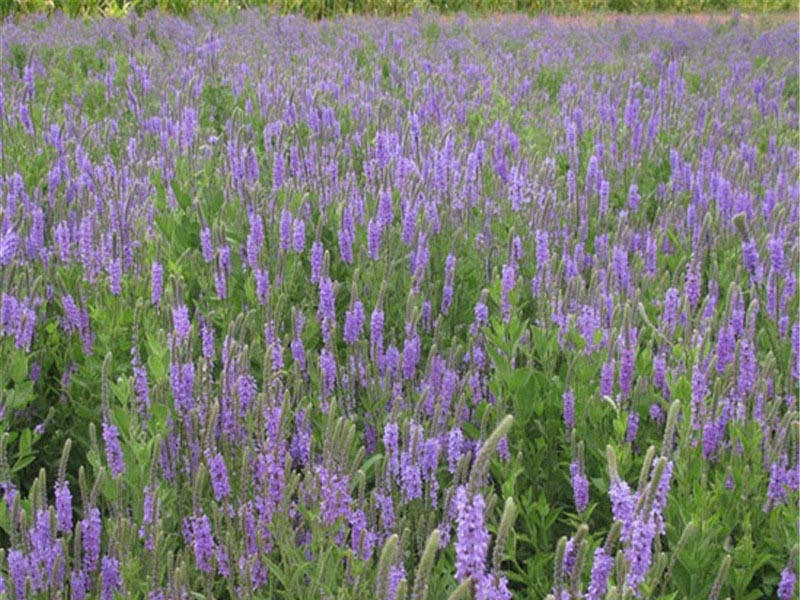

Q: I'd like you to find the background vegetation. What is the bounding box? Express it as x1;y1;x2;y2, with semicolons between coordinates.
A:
1;0;797;19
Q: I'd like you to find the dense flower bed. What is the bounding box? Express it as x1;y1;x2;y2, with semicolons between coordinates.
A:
0;11;797;600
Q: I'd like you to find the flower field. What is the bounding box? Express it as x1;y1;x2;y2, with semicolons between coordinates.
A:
0;10;797;600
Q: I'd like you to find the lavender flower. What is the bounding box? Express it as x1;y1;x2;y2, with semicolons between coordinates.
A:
100;556;122;600
476;572;512;600
454;486;489;582
318;277;335;323
55;480;72;533
200;227;214;263
191;513;215;573
150;260;163;306
586;547;614;600
501;262;516;322
563;389;575;430
292;217;305;253
778;562;797;600
317;465;351;526
601;359;615;397
742;238;763;283
102;420;125;478
343;300;364;344
570;460;589;513
172;303;191;343
8;549;28;600
81;507;102;573
280;208;293;252
207;452;231;501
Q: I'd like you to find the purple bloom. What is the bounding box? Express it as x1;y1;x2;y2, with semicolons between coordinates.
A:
100;556;122;600
279;208;293;252
343;300;364;344
441;253;456;315
290;409;311;467
619;345;635;398
599;178;610;216
570;460;589;512
563;389;575;429
319;348;337;397
370;306;384;360
536;229;550;268
200;227;214;263
501;263;516;322
170;361;195;415
291;337;306;371
663;287;680;333
150;261;163;306
400;450;422;501
102;420;125;478
627;182;640;212
402;325;420;380
691;363;708;430
367;217;382;260
613;245;630;293
338;207;355;264
586;547;614;600
476;572;512;600
272;151;285;191
246;212;263;268
716;324;734;373
737;338;757;396
81;507;102;574
601;359;615;397
0;230;18;266
384;422;400;477
172;303;191;343
448;427;464;474
191;513;215;573
8;549;28;600
778;563;797;600
454;486;489;582
292;217;305;253
200;318;215;361
768;234;785;274
318;277;335;323
609;477;636;534
685;260;702;308
624;514;657;593
765;458;788;510
108;258;122;295
625;411;639;443
386;564;405;600
474;301;489;327
207;452;231;501
378;188;393;229
702;417;723;459
55;480;72;533
255;268;270;305
310;240;323;283
71;569;87;600
317;465;351;526
742;238;763;283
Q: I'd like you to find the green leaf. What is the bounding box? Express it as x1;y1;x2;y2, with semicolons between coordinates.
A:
10;352;28;384
147;352;166;380
361;453;384;478
9;381;34;410
508;368;532;393
11;453;35;473
0;495;9;534
18;428;32;457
